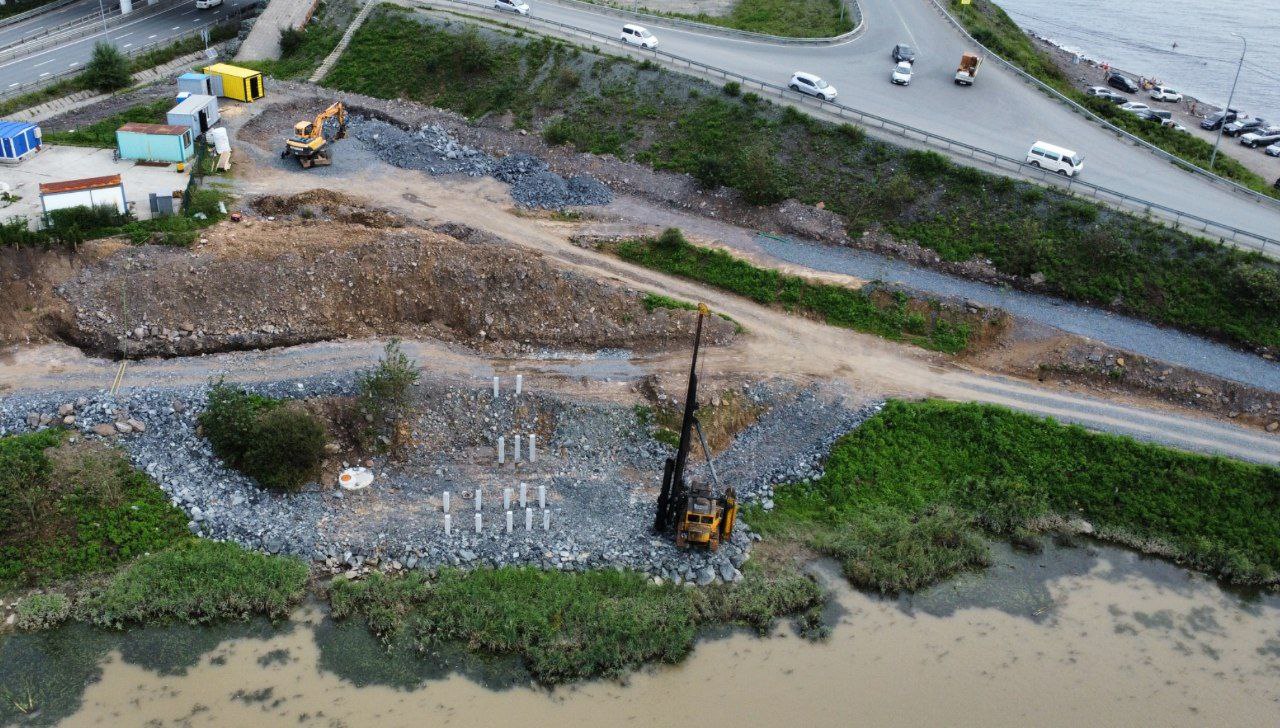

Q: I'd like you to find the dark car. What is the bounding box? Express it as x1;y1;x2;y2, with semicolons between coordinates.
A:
1223;117;1267;137
892;44;916;63
1134;109;1171;125
1201;108;1240;130
1106;72;1139;93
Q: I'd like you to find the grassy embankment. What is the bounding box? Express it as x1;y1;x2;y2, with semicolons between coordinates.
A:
946;0;1275;198
613;229;978;354
0;430;309;630
751;399;1280;592
602;0;854;38
41;100;172;148
0;20;242;118
323;10;1280;355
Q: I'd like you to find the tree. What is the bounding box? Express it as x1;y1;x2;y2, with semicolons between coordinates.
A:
85;42;131;92
356;339;420;453
279;27;305;57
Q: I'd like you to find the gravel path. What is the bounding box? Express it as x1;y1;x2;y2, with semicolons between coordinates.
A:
755;235;1280;393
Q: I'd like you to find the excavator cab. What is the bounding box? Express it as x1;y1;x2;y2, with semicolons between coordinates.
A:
653;304;739;551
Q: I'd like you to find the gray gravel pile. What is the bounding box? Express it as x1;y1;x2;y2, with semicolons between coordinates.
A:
348;118;613;210
347;116;496;176
1;376;861;586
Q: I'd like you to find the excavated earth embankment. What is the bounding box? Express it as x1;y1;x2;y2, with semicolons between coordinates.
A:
47;192;734;359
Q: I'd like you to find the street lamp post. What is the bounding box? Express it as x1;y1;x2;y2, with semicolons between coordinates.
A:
1209;32;1246;172
96;0;108;33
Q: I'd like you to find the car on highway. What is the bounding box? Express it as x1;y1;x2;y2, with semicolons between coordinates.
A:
1265;143;1280;158
1223;117;1267;137
195;0;222;7
892;44;916;63
620;24;658;48
1148;85;1183;102
788;72;837;101
1025;140;1084;177
1120;101;1150;114
1107;72;1139;93
1200;108;1240;130
494;0;529;15
1240;126;1280;148
1085;86;1126;104
891;61;913;86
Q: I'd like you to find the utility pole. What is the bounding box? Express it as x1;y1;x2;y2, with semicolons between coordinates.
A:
96;0;108;33
1209;32;1246;172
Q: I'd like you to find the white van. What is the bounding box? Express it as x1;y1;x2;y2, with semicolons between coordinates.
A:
1025;141;1084;177
621;24;658;48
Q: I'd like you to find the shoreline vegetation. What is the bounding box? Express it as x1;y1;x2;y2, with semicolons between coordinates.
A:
945;0;1277;199
4;396;1277;686
324;10;1280;356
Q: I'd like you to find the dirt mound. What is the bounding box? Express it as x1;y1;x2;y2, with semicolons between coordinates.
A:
51;214;735;359
252;190;405;228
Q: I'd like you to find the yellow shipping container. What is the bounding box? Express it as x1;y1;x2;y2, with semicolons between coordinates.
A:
202;63;266;103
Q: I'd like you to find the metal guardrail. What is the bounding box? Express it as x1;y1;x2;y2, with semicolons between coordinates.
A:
414;0;1278;257
0;5;252;100
545;0;864;45
921;0;1280;212
0;0;79;28
0;0;192;62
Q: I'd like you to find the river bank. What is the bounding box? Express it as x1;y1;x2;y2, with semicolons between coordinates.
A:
3;539;1278;727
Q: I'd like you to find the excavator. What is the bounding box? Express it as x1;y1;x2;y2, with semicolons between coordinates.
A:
652;303;738;550
282;102;348;169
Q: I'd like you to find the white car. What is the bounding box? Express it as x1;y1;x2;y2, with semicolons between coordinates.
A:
1240;126;1280;148
891;61;913;86
788;72;837;101
195;0;222;8
494;0;529;15
1149;85;1183;102
620;24;658;48
1265;143;1280;157
1120;101;1150;114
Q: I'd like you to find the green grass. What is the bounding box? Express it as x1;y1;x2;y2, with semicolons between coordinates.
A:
664;0;853;38
0;431;191;589
946;0;1276;198
75;540;310;628
42;100;171;148
237;16;346;79
749;400;1280;591
616;230;974;353
324;15;1280;354
328;555;822;684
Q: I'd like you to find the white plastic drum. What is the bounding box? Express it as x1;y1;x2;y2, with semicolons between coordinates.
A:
208;127;231;154
338;467;373;491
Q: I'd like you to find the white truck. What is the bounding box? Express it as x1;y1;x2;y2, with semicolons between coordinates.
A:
954;52;981;86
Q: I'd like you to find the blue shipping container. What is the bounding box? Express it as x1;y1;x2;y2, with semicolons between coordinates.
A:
0;120;41;162
115;123;195;164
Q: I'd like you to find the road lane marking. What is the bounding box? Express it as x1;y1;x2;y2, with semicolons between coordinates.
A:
149;34;157;39
7;82;17;88
39;71;49;77
172;25;180;29
32;58;55;67
116;32;133;38
123;42;132;47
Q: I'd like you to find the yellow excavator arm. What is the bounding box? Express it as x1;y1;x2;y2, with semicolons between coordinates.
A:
283;102;349;168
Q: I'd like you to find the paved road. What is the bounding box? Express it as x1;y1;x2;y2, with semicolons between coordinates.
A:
0;0;101;48
427;0;1280;250
0;0;252;90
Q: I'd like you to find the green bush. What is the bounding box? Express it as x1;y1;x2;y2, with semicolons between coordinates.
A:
84;42;131;92
200;382;325;491
15;593;71;630
279;26;307;57
722;81;741;97
77;540;309;627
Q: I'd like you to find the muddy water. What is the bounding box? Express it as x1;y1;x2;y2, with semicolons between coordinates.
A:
3;540;1278;727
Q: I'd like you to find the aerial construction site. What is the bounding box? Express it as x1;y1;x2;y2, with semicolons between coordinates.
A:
1;2;1279;723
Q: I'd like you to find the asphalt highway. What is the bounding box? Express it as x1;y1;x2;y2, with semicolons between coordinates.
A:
449;0;1280;249
0;0;252;91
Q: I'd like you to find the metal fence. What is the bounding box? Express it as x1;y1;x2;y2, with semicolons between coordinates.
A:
415;0;1277;256
921;0;1280;212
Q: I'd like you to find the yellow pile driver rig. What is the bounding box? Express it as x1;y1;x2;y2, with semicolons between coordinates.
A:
652;304;738;550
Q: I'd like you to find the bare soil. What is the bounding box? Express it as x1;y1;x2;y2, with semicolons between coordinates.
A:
47;191;735;359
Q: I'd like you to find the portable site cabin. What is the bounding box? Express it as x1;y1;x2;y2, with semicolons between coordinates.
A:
177;72;221;98
115;122;195;164
166;94;220;136
201;63;264;103
39;175;127;216
0;120;41;163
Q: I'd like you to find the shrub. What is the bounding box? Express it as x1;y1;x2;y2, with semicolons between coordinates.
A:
733;142;788;206
655;227;687;251
200;382;325;491
85;42;131;92
279;26;306;57
905;150;951;179
355;339;420;452
722;81;741;97
15;593;71;630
